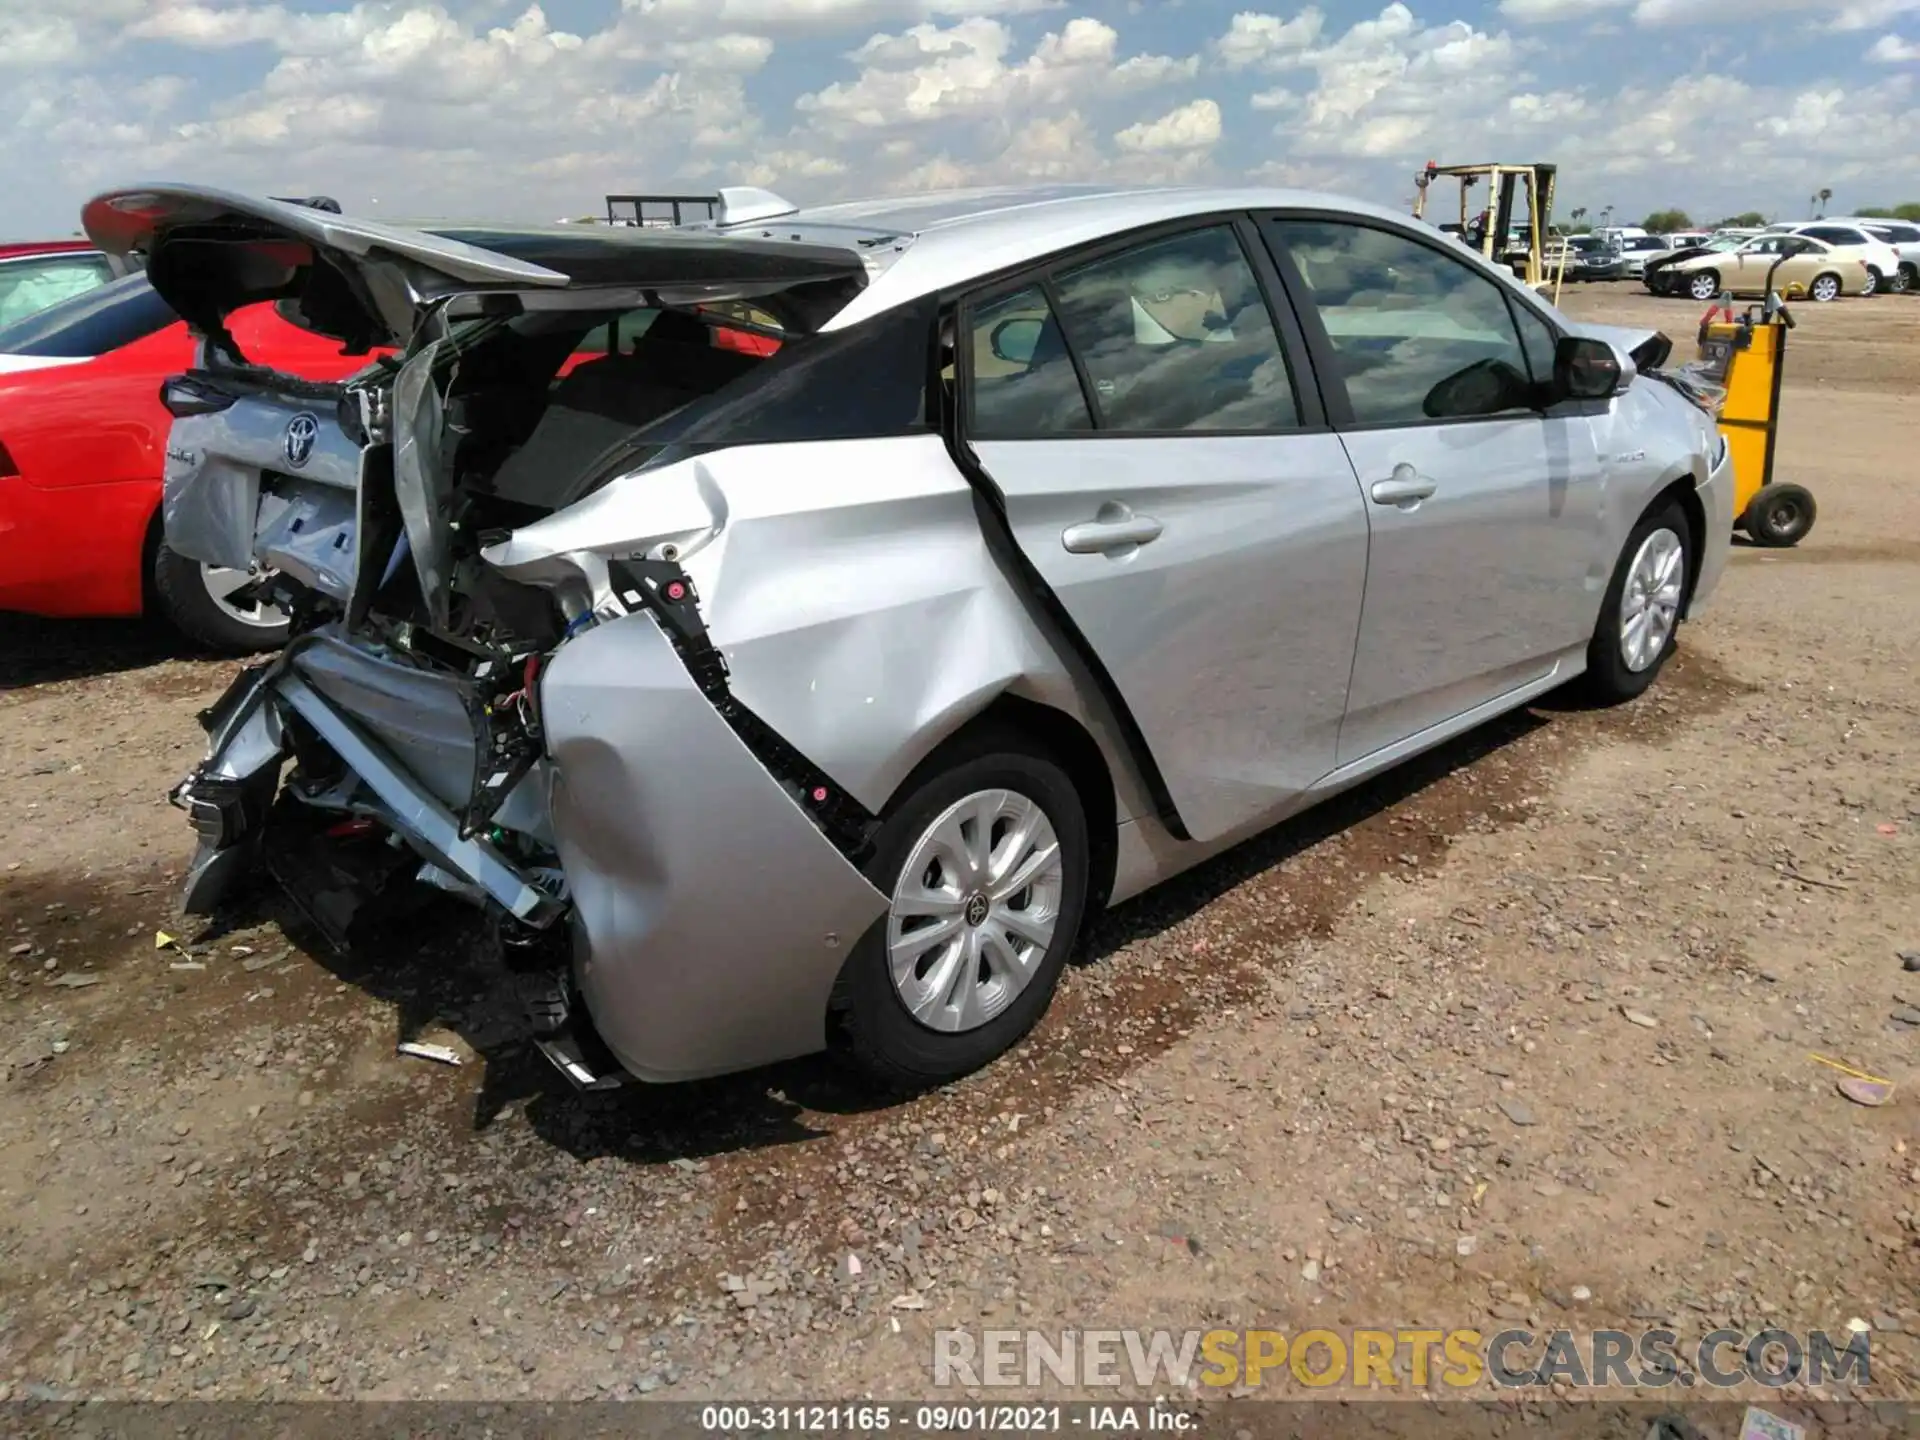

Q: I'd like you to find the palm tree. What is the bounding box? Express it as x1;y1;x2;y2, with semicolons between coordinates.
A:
1817;187;1832;218
1571;206;1587;224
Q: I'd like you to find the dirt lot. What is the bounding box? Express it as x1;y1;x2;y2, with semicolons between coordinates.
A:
2;285;1916;1409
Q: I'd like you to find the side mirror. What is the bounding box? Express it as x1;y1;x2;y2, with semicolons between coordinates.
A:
1553;334;1622;402
1422;358;1533;419
989;316;1044;366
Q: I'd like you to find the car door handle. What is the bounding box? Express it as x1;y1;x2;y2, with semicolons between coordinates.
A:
1369;470;1438;505
1062;514;1163;553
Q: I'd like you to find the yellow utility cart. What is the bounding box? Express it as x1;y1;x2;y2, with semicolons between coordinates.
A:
1691;273;1815;547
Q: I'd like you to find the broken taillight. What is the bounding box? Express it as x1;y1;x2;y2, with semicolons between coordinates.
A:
0;439;16;478
159;375;239;419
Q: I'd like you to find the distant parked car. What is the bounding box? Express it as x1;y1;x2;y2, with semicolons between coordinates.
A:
1759;222;1903;294
1556;233;1627;281
0;274;379;650
1617;235;1672;278
1656;233;1872;302
1852;220;1918;294
1662;231;1711;253
0;240;140;329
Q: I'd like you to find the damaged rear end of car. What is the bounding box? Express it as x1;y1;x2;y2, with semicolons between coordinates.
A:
91;184;912;1088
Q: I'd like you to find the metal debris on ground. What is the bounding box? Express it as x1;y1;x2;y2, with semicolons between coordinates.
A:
1738;1407;1806;1440
48;972;101;988
395;1041;462;1066
154;931;179;951
168;961;206;971
1835;1076;1894;1107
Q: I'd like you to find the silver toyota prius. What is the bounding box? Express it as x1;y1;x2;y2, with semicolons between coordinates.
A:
83;181;1733;1093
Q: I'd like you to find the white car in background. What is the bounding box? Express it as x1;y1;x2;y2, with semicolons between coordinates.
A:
1662;231;1711;252
1852;219;1918;294
1759;221;1902;294
1617;234;1673;278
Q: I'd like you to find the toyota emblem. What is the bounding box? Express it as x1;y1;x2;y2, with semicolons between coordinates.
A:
284;412;320;470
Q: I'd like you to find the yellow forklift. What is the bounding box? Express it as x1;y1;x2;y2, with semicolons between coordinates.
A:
1690;258;1815;546
1412;160;1568;299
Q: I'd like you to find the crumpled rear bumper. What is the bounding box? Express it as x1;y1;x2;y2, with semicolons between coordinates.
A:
177;613;889;1084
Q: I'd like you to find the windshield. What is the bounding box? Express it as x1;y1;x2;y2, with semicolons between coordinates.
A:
0;272;176;357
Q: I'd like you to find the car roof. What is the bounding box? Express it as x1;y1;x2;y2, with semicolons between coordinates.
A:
0;239;101;260
722;183;1461;331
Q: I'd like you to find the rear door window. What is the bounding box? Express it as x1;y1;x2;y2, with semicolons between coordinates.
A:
0;253;118;330
1047;225;1302;433
966;285;1094;438
0;273;176;357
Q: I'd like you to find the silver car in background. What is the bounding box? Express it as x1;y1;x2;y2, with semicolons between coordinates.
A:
86;182;1732;1093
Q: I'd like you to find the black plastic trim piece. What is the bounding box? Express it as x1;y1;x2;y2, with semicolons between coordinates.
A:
940;294;1191;842
604;558;880;863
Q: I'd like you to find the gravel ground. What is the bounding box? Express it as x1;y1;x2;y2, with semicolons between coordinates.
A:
1;285;1916;1408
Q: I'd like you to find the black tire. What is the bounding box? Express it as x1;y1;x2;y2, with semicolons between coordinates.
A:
1686;269;1720;302
1863;268;1882;297
1808;272;1843;303
1889;264;1914;295
1898;263;1918;294
830;730;1090;1092
1582;499;1693;705
1743;483;1816;547
151;544;290;655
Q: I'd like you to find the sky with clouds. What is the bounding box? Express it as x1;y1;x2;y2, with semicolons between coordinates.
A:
2;0;1915;239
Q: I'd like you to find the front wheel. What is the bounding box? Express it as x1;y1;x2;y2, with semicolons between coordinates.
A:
831;734;1090;1092
1809;272;1843;302
1686;270;1721;302
152;545;291;654
1582;501;1692;705
1743;483;1816;547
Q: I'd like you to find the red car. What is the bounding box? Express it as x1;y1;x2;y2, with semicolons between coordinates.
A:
0;274;375;651
1;273;782;654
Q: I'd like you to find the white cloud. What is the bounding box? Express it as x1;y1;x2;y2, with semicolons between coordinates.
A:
1214;10;1326;67
1498;0;1628;22
2;0;1916;243
0;14;83;67
627;0;1063;32
794;14;1195;130
1501;0;1920;25
1114;97;1223;152
1236;4;1527;161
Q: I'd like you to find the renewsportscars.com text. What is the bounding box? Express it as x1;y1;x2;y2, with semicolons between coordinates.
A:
932;1327;1870;1391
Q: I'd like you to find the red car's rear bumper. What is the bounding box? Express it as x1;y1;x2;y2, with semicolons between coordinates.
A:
0;475;155;618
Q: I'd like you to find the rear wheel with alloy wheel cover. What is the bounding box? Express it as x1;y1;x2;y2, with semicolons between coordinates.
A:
831;731;1089;1092
1809;273;1843;302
